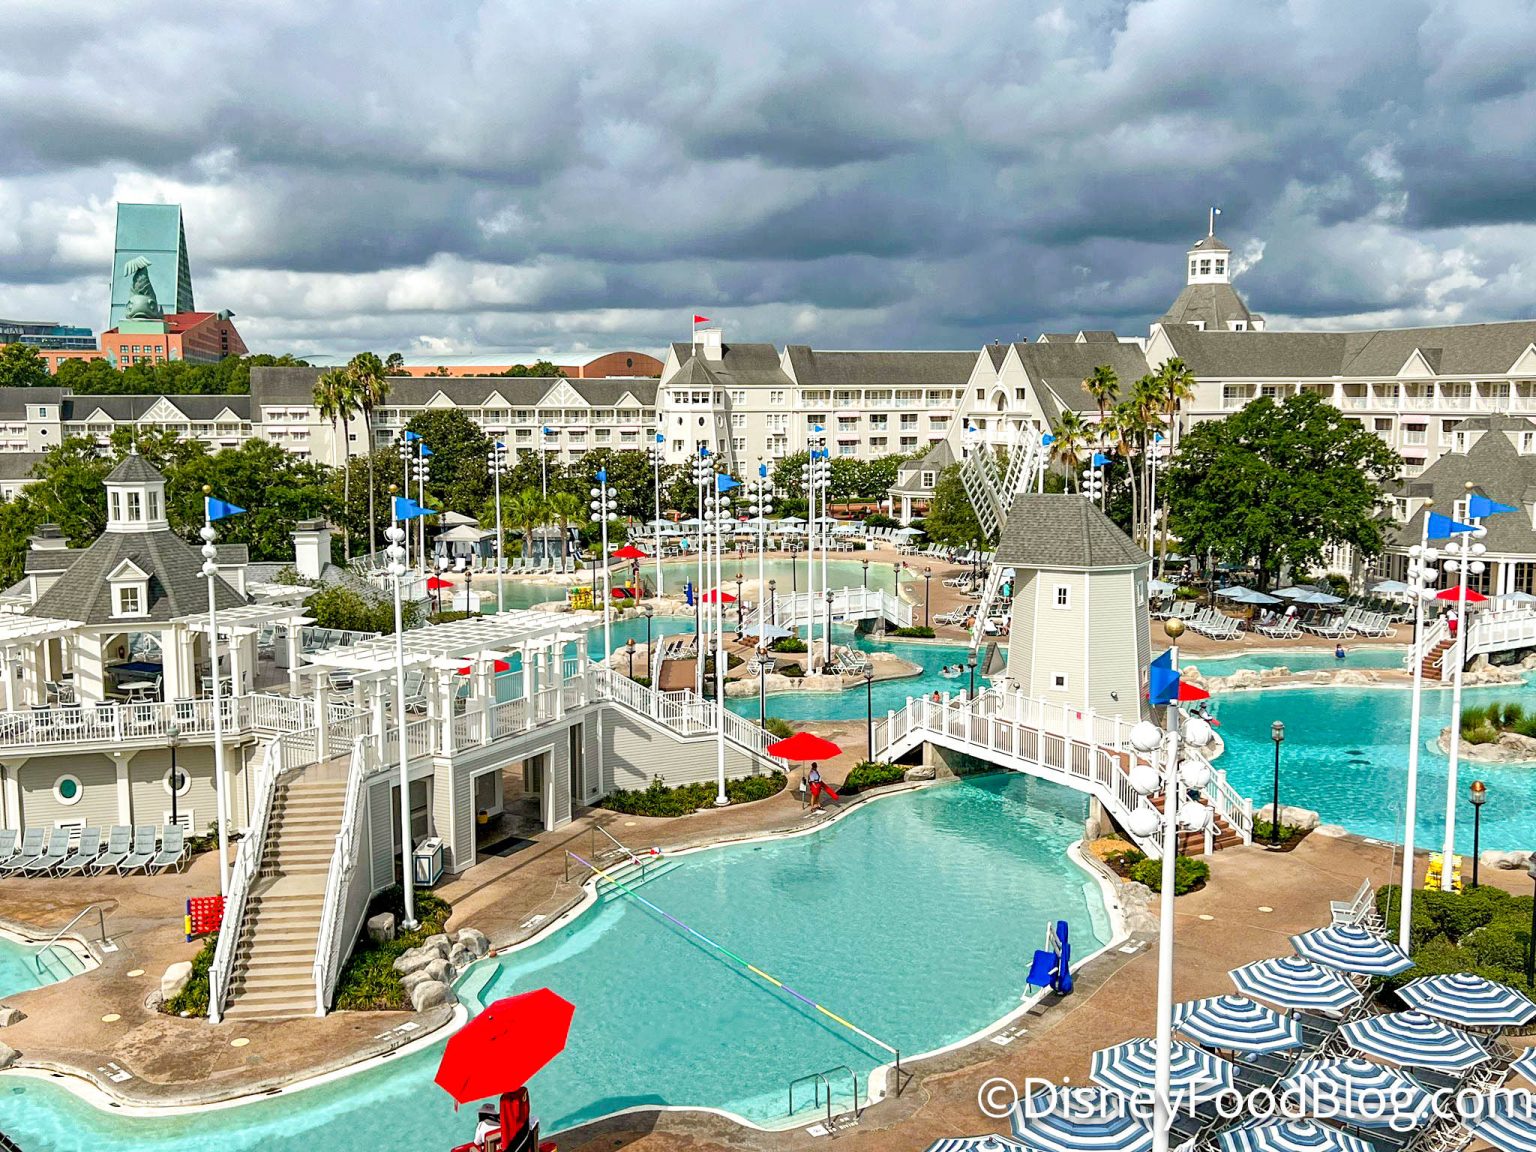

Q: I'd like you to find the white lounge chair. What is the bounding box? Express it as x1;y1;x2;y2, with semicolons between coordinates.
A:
0;829;16;869
0;828;44;875
56;827;103;875
92;826;133;873
149;826;188;874
1256;617;1300;639
22;826;73;876
117;825;159;875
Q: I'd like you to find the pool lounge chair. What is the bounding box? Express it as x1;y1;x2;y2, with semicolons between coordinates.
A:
55;827;103;875
1329;878;1376;927
1256;616;1300;639
0;828;45;875
149;826;188;874
117;825;159;875
92;826;133;873
0;829;21;872
22;826;74;876
1301;616;1349;638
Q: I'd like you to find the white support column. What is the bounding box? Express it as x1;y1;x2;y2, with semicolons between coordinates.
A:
115;752;132;826
314;677;330;762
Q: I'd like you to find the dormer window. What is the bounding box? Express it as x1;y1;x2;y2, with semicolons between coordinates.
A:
117;586;142;616
126;491;142;521
110;492;121;520
1189;260;1197;278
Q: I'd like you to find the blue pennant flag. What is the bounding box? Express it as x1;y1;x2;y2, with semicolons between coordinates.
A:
393;496;433;521
1041;433;1055;446
205;496;245;521
655;432;665;443
813;424;825;433
420;445;433;458
494;440;505;449
683;580;695;607
758;463;768;478
596;468;607;483
1092;451;1111;467
542;426;554;435
698;444;710;457
1154;431;1165;443
1468;493;1516;518
403;430;421;442
1427;512;1475;539
717;474;740;493
1148;649;1180;707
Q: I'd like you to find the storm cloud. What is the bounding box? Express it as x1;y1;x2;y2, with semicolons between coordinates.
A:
4;0;1536;359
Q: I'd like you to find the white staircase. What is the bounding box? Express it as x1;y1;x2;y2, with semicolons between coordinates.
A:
223;765;348;1021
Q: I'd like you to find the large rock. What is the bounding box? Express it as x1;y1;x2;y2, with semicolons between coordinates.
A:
161;961;193;1001
422;957;456;986
457;928;490;958
1484;850;1536;870
1254;804;1321;831
399;969;436;994
391;947;438;977
447;943;475;971
410;980;456;1013
0;1042;16;1070
1313;824;1351;838
366;912;396;944
903;765;936;782
0;1006;25;1028
423;933;453;955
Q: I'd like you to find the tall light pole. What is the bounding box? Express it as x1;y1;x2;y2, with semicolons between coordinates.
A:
863;670;874;760
824;588;834;670
1270;720;1285;846
167;724;183;832
384;488;418;930
199;485;237;898
1398;509;1439;949
590;471;618;663
1468;781;1487;888
540;425;554;498
691;451;714;696
1439;511;1487;889
1125;620;1217;1152
923;567;933;629
488;441;506;614
412;445;432;573
706;473;738;805
650;433;666;598
747;462;772;641
397;433;415;569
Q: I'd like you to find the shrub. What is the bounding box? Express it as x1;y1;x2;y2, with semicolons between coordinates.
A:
1129;855;1210;896
863;513;899;530
1252;819;1304;843
1373;882;1535;992
1459;700;1536;743
163;932;218;1017
842;760;907;792
597;773;787;817
890;625;935;638
334;886;453;1012
763;717;795;739
779;662;805;678
771;636;808;653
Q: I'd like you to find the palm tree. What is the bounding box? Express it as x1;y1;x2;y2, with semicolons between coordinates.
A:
506;487;548;563
1130;374;1166;548
1049;410;1091;491
546;491;584;574
1083;363;1120;427
347;352;390;558
1154;357;1197;574
1104;401;1143;542
313;368;359;558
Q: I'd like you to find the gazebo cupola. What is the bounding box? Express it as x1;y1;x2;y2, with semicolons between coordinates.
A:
104;450;170;534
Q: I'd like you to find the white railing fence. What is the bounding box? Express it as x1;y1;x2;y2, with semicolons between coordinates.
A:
589;667;774;760
312;735;374;1016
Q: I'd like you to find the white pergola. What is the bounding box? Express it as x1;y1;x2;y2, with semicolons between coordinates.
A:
0;614;83;710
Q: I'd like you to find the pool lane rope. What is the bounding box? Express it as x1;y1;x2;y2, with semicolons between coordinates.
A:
567;850;899;1060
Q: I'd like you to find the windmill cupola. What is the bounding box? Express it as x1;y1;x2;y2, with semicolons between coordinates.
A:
104;450;170;533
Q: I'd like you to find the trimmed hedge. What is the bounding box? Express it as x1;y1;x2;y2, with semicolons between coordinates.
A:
1129;855;1210;895
770;636;808;653
890;626;936;638
842;760;908;792
597;772;787;817
1374;883;1535;991
763;717;795;739
334;885;454;1011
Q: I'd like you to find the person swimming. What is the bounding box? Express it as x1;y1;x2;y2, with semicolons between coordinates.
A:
1335;644;1346;661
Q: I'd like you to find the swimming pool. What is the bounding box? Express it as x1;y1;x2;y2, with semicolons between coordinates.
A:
0;933;86;999
0;774;1110;1148
1185;647;1407;679
1208;675;1536;852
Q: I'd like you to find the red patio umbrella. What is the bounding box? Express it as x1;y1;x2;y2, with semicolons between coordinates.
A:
611;544;649;560
699;588;737;604
435;988;575;1106
426;576;453;591
1436;587;1488;603
766;731;842;760
456;659;512;674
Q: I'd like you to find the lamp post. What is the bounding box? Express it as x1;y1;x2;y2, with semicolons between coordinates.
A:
198;486;231;899
1527;853;1536;988
735;572;744;636
1124;618;1217;1152
1397;506;1439;951
768;578;777;628
691;451;714;697
383;488;418;931
626;637;636;682
747;462;772;641
862;558;869;589
167;724;183;831
590;472;618;664
396;434;413;569
412;446;431;572
923;567;933;628
864;670;874;760
1440;506;1489;890
488;441;506;614
967;654;977;698
642;604;653;679
1270;720;1285;846
649;434;666;597
824;588;834;672
464;568;474;617
1468;780;1486;888
704;476;736;806
759;644;769;728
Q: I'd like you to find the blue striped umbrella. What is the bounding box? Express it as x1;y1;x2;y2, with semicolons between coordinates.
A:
1457;1089;1536;1152
1339;1010;1490;1072
1279;1057;1434;1128
1174;995;1304;1054
1229;956;1365;1015
1512;1049;1536;1088
1289;926;1414;976
1091;1038;1236;1104
1217;1118;1381;1152
1010;1087;1153;1152
1397;973;1536;1030
927;1138;1028;1152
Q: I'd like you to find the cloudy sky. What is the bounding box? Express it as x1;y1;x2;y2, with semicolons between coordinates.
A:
4;0;1535;362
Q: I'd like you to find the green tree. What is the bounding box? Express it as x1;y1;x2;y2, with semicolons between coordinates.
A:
505;487;549;559
546;491;584;571
304;581;421;634
347;352;391;554
314;368;360;557
1154;357;1198;572
922;464;986;546
53;352;309;396
1083;363;1119;425
403;408;493;519
500;360;567;378
0;343;52;388
772;451;810;502
1049;410;1092;491
384;352;408;375
1165;392;1401;590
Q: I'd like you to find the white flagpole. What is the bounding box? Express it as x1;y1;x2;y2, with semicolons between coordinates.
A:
714;484;729;805
384;497;417;931
652;435;665;598
199;491;232;899
1440;518;1475;890
1399;512;1432;949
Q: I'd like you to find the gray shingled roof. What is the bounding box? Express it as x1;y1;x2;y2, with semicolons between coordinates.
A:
249;366;657;408
891;439;956;494
105;452;165;484
783;347;976;387
984;343;1009;369
0;387;63;418
996;494;1150;570
1161;318;1536;379
1191;234;1231;252
1012;341;1155;410
667;342;792;387
24;549;81;575
61;394;252;422
1159;282;1261;332
1392;415;1536;555
0;452;46;481
1077;331;1120;342
1038;333;1078;344
28;528;245;624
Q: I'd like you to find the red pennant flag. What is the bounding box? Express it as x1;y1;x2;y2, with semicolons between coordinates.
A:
693;314;710;325
1178;682;1211;702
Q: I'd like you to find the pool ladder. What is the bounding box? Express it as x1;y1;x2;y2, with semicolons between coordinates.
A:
789;1064;860;1130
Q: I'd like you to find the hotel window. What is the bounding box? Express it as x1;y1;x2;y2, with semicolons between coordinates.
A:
1440;420;1457;445
126;491;142;521
838;417;858;430
870;436;887;449
920;471;935;488
1403;423;1427;446
1054;584;1071;609
900;415;917;430
732;438;746;452
1200;259;1212;275
1215;259;1226;275
900;436;918;450
148;491;161;520
1189;260;1198;277
732;414;746;428
838;441;857;456
110;492;121;520
869;414;887;429
730;391;746;404
1259;384;1281;399
769;391;785;406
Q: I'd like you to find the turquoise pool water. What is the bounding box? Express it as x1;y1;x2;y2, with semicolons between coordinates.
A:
1208;675;1536;852
0;935;85;998
1185;647;1407;679
0;774;1108;1148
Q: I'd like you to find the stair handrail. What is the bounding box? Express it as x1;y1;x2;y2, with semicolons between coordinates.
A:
208;734;287;1025
1409;616;1449;667
31;904;110;976
312;733;374;1016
